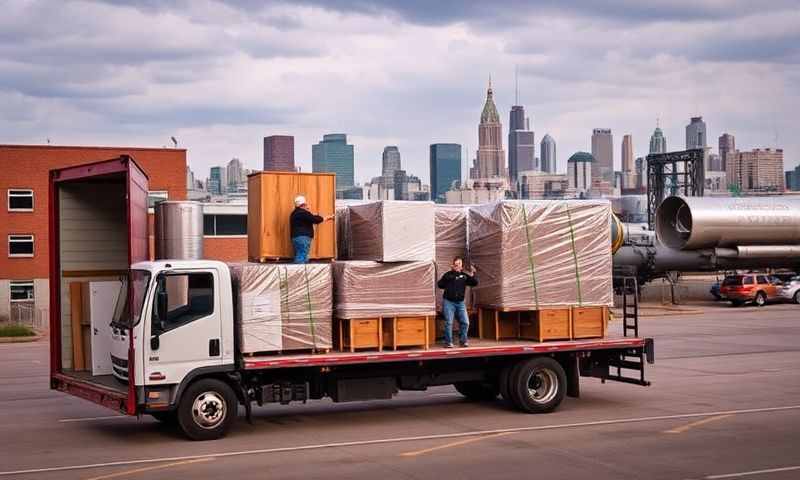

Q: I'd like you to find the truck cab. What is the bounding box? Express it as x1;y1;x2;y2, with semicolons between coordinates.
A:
115;261;236;416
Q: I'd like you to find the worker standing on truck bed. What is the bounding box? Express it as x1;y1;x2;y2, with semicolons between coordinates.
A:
437;256;478;348
290;195;332;263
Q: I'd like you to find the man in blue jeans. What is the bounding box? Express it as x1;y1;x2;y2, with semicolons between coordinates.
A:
437;257;478;348
290;195;332;263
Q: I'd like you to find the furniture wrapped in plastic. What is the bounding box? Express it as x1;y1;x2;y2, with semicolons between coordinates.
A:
229;263;333;353
332;260;436;319
468;200;613;310
347;201;435;262
434;204;472;312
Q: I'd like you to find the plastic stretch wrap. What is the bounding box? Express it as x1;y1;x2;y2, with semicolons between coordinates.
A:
469;200;613;310
347;201;435;262
335;205;351;260
332;261;436;319
229;263;333;353
434;205;472;311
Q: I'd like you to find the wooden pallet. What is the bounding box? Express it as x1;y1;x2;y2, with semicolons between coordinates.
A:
336;318;383;352
571;306;609;339
478;306;575;342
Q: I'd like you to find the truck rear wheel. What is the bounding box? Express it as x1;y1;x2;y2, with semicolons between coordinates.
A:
498;364;515;404
177;378;237;441
508;357;566;414
453;381;499;401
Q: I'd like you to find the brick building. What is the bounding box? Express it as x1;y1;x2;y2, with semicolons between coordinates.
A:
726;148;785;193
263;135;295;171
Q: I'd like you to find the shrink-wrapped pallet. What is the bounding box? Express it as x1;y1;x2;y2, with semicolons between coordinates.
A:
434;205;472;312
469;200;613;310
348;201;435;262
335;204;351;260
332;261;436;319
229;263;333;353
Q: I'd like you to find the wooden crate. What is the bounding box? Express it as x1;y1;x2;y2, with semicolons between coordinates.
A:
478;308;522;341
519;308;572;342
571;306;609;339
382;316;430;350
248;171;336;262
336;318;382;352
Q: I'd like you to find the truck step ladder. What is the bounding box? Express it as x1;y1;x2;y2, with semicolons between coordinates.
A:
621;276;639;338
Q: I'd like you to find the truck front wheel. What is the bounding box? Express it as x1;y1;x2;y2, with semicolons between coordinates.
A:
177;378;238;441
508;357;566;414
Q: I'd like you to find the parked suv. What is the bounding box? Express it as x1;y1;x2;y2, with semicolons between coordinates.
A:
779;276;800;304
719;274;781;307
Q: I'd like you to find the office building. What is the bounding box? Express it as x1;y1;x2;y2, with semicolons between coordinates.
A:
591;128;613;183
686;116;708;150
621;134;636;190
649;124;667;154
209;166;226;195
429;143;462;203
226;157;245;190
727;148;785;193
518;171;573;199
445;178;508;204
263;135;295;172
567;151;593;195
719;133;735;172
312;133;355;192
382;146;402;180
786;165;800;191
508;105;535;184
540;134;556;173
470;80;506;179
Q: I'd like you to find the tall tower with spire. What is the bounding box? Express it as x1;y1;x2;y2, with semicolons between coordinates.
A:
508;67;535;185
471;77;506;179
649;119;667;154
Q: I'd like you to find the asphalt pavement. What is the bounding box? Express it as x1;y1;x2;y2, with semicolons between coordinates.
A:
1;301;799;480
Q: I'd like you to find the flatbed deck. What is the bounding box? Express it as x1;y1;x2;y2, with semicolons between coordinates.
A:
243;336;647;370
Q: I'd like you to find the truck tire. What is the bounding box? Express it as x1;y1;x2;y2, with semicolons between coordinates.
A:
453;381;499;401
730;300;743;307
150;410;177;425
794;291;800;304
755;292;767;307
498;364;515;404
177;378;237;441
508;357;566;414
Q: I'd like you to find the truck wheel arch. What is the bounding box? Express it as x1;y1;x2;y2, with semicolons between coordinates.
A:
172;365;239;408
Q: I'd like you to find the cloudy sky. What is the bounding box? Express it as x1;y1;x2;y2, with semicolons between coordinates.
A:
2;0;798;184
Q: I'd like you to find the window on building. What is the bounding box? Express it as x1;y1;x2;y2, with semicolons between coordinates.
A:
8;235;34;257
203;214;247;236
147;191;169;209
8;189;34;211
10;281;34;302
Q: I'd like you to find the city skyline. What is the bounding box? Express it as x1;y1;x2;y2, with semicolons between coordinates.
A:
1;1;796;183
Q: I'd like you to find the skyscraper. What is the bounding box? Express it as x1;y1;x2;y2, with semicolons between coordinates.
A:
382;146;401;179
312;133;355;191
540;134;556;173
621;134;636;191
727;148;785;193
686;116;708;150
719;133;735;172
508;105;535;184
226;157;244;189
209;166;226;195
263;135;295;172
470;79;505;179
649;123;667;154
430;143;462;203
591;128;613;183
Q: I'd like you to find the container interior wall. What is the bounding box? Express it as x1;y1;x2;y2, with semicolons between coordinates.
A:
58;180;128;371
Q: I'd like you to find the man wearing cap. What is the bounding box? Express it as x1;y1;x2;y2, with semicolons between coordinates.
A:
290;195;333;263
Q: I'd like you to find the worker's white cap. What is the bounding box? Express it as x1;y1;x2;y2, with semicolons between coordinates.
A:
294;195;307;207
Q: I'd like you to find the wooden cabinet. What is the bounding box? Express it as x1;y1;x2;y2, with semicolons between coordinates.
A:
572;306;608;339
248;171;336;261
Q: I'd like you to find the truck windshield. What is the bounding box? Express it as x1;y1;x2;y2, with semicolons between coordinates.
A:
111;270;151;329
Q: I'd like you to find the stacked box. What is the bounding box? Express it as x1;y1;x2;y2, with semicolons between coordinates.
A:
348;201;435;262
332;261;436;319
468;200;613;310
434;205;472;312
229;263;333;353
335;204;351;260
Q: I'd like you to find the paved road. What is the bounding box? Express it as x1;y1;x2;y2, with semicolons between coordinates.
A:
1;303;799;480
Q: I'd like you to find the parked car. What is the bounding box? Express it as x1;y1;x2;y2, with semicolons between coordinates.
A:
719;274;782;307
779;276;800;304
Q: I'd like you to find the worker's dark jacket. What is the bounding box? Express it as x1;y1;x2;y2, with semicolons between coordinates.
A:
437;270;478;302
290;207;323;238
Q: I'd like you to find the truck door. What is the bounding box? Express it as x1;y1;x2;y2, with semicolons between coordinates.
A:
144;268;224;385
